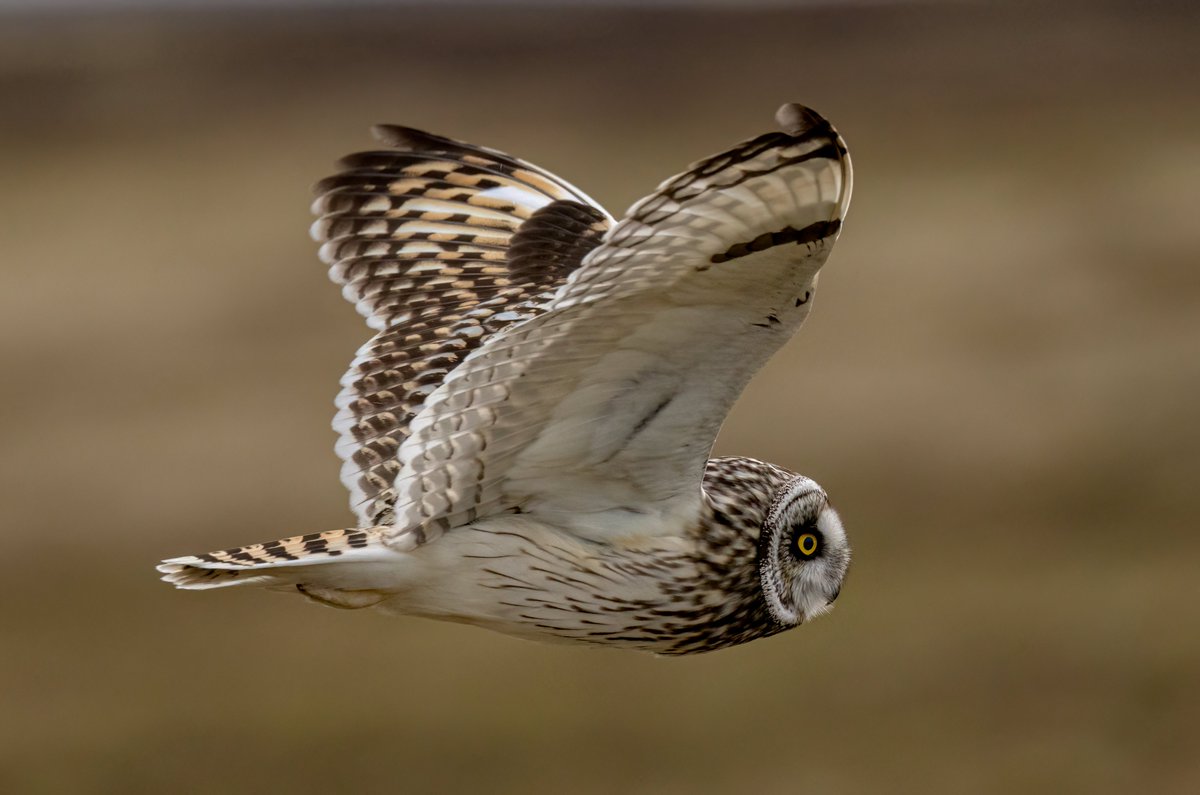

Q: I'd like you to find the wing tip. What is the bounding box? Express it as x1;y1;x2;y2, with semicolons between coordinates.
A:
370;123;416;148
370;123;459;153
775;103;830;137
776;102;852;217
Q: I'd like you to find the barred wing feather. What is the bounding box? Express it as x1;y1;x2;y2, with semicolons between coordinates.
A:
312;125;612;525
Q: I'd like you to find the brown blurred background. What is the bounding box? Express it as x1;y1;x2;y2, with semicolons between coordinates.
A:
2;1;1198;792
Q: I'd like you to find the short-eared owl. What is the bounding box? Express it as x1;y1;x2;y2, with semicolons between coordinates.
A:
159;103;853;655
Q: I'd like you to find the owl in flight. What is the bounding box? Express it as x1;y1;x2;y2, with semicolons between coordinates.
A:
159;103;854;655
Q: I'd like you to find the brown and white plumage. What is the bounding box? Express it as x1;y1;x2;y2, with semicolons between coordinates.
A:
159;103;854;654
316;125;613;526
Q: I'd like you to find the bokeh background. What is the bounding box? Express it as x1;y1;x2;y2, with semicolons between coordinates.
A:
2;1;1198;792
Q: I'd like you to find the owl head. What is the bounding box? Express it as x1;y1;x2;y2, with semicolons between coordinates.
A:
757;476;851;626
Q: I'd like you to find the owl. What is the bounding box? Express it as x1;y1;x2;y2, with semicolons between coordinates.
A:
159;102;854;655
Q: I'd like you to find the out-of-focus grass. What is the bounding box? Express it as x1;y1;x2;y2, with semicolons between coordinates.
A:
1;4;1198;793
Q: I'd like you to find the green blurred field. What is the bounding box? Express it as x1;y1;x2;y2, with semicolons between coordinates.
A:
2;3;1198;792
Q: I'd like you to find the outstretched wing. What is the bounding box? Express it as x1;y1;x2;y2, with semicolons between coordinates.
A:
378;103;853;549
312;125;613;524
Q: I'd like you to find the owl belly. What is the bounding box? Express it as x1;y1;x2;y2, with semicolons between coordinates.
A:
379;515;760;653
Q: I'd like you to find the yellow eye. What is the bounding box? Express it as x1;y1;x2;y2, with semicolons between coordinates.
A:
795;532;820;559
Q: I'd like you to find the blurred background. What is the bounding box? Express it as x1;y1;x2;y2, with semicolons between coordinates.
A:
2;1;1198;792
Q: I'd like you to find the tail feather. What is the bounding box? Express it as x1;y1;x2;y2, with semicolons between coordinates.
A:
157;527;403;600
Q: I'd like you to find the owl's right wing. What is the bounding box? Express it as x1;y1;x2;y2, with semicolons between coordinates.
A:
378;104;852;549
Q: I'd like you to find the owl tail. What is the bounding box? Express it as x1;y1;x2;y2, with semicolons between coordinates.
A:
157;526;407;609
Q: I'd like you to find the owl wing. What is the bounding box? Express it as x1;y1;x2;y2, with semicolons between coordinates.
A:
313;124;614;525
368;103;852;549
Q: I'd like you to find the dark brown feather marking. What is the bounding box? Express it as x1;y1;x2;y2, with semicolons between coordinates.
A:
710;219;841;264
507;200;609;284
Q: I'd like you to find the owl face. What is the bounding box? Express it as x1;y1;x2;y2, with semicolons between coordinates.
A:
757;476;851;626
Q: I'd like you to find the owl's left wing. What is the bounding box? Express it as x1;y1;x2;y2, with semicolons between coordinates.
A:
383;103;852;549
314;123;614;526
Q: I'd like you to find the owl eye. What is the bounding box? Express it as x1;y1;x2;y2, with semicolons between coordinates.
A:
794;530;821;560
